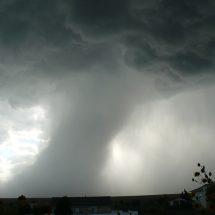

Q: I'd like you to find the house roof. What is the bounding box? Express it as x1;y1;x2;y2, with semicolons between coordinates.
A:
71;196;111;206
169;198;187;203
191;184;209;193
112;194;180;208
52;196;112;207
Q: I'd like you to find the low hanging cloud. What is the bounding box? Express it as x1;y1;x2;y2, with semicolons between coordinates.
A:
0;0;215;197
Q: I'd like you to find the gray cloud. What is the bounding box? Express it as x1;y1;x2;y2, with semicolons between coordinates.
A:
0;0;215;197
1;0;215;76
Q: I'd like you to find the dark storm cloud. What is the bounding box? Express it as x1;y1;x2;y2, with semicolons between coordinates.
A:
123;0;215;74
123;35;157;69
0;0;121;80
67;0;130;34
169;52;213;74
1;0;215;76
0;0;215;197
60;0;215;76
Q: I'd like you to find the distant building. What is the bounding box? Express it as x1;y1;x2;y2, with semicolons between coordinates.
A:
111;210;138;215
191;185;208;209
0;194;184;214
168;197;189;209
53;196;112;215
112;194;180;213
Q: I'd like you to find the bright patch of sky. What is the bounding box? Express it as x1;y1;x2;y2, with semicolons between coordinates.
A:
0;101;49;183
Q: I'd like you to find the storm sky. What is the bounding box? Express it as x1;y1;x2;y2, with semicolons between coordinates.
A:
1;0;215;197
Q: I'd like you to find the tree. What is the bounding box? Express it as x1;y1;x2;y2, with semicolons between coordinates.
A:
192;163;215;211
192;163;215;185
17;195;31;215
